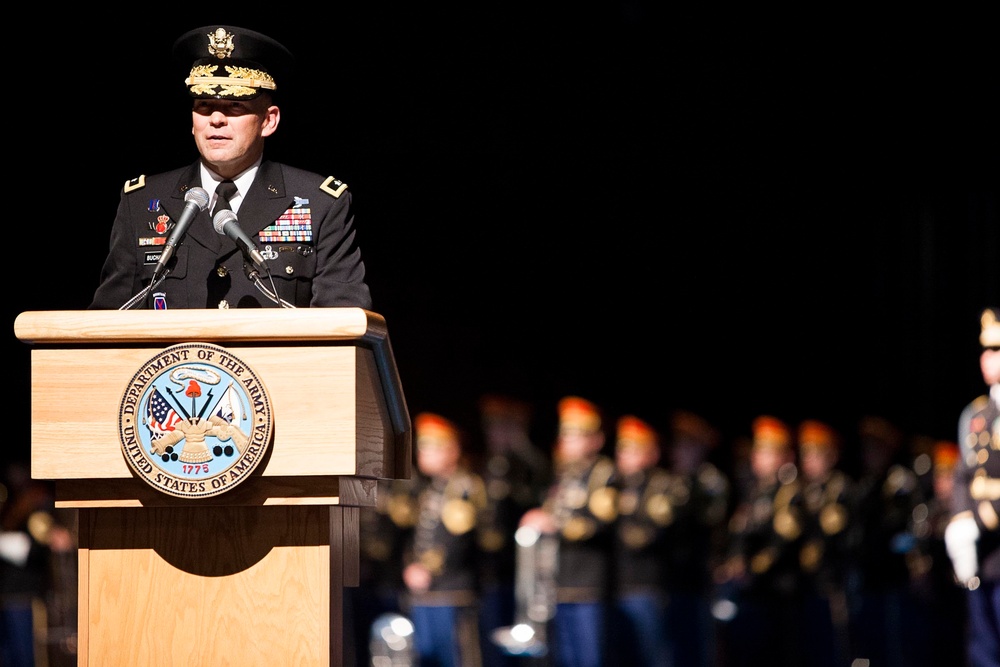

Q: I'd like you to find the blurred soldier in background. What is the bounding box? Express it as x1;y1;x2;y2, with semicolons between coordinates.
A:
912;440;968;666
795;419;852;667
475;394;550;667
362;474;425;666
946;306;1000;667
716;415;804;667
662;409;731;667
608;415;673;667
520;396;617;667
908;433;939;510
846;414;925;667
402;413;487;667
1;461;76;667
351;477;413;666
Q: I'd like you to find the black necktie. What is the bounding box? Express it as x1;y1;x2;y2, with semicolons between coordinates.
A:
214;180;238;214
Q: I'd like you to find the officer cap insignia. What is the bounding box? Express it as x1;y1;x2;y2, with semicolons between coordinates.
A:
173;25;294;100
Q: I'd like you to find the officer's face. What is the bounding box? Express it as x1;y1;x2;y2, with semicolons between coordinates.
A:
191;96;279;178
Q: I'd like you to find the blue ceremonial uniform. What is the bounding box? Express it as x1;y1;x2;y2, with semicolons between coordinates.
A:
477;440;550;666
724;470;806;667
798;467;853;667
405;468;487;667
610;463;674;667
663;459;730;667
718;416;805;667
547;454;617;667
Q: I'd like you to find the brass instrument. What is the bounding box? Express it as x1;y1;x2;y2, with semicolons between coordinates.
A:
490;525;558;657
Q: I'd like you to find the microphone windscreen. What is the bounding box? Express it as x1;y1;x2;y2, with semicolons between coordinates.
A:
213;209;238;235
184;186;211;210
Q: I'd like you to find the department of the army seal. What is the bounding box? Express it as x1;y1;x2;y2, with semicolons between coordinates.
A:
117;342;274;499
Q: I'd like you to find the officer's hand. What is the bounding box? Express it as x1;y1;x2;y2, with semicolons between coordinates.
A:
944;514;980;588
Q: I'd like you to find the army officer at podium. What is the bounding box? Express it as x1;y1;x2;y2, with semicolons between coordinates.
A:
89;24;371;311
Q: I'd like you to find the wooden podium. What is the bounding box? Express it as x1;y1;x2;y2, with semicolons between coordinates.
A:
13;308;411;667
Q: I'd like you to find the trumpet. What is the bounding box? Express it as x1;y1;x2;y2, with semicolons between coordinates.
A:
490;524;558;657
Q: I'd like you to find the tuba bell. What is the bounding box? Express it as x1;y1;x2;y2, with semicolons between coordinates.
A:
490;524;558;657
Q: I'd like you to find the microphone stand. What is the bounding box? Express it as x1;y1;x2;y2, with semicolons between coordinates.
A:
244;263;295;308
120;264;294;310
119;271;169;310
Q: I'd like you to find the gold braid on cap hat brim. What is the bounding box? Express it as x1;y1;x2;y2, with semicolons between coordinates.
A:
186;64;276;98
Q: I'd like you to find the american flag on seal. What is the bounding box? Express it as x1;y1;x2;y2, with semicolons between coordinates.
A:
147;388;182;440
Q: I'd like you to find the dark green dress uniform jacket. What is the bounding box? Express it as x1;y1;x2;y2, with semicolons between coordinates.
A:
89;160;372;310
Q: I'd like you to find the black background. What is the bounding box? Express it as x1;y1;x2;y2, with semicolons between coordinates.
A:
6;6;998;469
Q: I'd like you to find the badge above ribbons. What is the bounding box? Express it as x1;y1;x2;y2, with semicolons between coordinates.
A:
117;342;274;499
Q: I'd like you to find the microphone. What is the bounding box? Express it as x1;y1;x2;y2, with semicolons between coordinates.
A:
152;187;210;280
212;209;268;275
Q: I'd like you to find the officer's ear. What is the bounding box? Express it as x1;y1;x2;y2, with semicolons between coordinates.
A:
260;99;280;137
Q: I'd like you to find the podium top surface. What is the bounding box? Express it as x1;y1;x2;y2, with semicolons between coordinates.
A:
14;307;386;345
15;307;413;494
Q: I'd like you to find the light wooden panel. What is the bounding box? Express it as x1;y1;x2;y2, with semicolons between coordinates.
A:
29;346;360;480
79;505;331;666
16;308;411;487
14;309;405;667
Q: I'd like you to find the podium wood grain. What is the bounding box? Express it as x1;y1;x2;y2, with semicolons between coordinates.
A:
15;308;410;667
78;505;346;665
